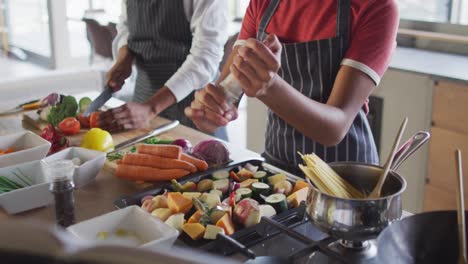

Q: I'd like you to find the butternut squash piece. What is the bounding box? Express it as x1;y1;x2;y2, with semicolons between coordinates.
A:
287;187;309;208
187;209;204;224
183;223;206;240
167;192;193;214
292;180;309;194
215;213;235;235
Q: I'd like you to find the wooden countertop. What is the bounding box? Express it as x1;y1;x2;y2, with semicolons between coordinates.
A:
0;111;260;223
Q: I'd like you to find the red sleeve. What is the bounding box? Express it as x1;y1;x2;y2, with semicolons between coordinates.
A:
342;0;399;85
238;0;263;40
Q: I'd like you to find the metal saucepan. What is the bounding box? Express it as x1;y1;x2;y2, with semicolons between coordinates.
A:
377;211;468;264
305;131;430;242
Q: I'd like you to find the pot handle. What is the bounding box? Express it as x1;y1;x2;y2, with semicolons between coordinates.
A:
391;131;430;171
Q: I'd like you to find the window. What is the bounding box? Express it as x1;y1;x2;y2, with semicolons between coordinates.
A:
7;0;50;57
398;0;468;25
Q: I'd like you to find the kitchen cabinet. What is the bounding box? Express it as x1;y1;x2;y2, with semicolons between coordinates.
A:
424;81;468;211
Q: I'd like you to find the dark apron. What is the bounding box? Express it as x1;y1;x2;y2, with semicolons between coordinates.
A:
126;0;195;128
260;0;379;175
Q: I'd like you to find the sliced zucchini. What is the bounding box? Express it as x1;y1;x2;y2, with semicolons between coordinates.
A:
253;171;268;182
265;193;288;213
235;188;252;200
252;182;270;198
212;170;229;180
209;189;223;198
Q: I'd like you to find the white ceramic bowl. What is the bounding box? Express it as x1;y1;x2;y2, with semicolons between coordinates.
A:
0;131;51;168
44;147;106;188
67;206;179;250
0;147;106;214
0;159;52;214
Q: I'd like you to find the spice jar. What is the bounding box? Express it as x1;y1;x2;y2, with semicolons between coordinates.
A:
45;160;76;228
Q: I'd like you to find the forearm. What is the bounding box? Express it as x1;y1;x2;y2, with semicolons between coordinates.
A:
116;45;134;64
144;86;177;115
258;77;352;146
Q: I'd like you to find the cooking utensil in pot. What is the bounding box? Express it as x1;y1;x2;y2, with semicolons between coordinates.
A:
391;131;430;171
456;149;467;264
369;117;408;198
216;232;290;264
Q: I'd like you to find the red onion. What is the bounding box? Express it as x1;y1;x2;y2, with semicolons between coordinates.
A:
171;138;192;153
191;139;230;166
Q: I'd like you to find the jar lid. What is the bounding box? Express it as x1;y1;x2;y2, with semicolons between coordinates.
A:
43;160;75;182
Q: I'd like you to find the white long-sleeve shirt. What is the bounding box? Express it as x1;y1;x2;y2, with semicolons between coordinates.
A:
112;0;229;102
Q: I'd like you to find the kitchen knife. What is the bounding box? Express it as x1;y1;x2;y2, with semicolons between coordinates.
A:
0;99;41;116
109;120;180;153
82;87;113;117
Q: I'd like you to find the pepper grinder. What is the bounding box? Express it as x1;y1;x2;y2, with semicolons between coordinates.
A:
45;160;76;228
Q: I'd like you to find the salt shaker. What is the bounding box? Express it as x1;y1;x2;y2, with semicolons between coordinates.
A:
219;40;247;107
45;160;76;228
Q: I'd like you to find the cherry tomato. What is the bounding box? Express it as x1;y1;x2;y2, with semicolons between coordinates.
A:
77;113;90;128
58;117;81;135
89;112;100;128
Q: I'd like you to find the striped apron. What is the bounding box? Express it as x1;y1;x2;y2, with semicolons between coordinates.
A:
126;0;195;128
261;0;379;175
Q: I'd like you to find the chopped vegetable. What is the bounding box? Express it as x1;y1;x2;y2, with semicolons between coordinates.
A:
152;195;168;209
47;95;78;127
0;148;15;156
273;180;293;196
237;169;254;180
265;193;288;213
191;139;230;166
187;209;204;224
197;179;213;192
203;225;225;240
209;189;223;198
212;179;230;194
268;174;287;186
167;192;193;214
40;124;69;155
253;171;268;182
212;170;229;180
259;204;277;218
252;182;270;198
239;179;258;189
182;192;202;200
292;180;309;193
199;193;221;209
80;128;114;152
235;188;253;201
58;117;81;135
183;223;206;240
89;112;100;128
171;139;192;153
287;187;309;208
215;213;235;235
77;113;90;128
39;106;52;121
229;171;241;182
0;170;33;194
151;208;173;221
142;199;157;213
233;198;261;228
165;213;185;232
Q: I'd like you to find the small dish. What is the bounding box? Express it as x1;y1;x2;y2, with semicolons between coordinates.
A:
67;206;179;250
0;131;51;168
44;147;105;188
0;160;52;214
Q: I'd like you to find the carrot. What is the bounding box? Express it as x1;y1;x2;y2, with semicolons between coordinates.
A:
180;153;208;171
121;153;197;173
4;148;14;154
137;144;182;159
115;164;190;181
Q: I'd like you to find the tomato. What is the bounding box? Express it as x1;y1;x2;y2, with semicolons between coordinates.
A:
77;113;90;128
58;117;81;135
89;112;100;128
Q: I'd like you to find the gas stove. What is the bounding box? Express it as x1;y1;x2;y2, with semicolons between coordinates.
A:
244;216;381;264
